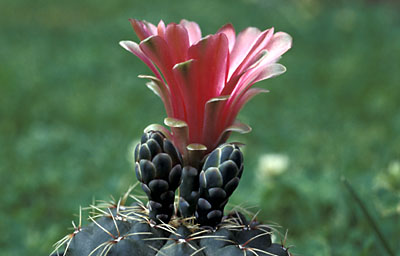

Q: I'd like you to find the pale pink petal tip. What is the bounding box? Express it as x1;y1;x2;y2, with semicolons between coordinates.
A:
179;19;202;45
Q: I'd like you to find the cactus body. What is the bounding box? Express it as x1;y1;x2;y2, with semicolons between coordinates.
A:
55;201;290;256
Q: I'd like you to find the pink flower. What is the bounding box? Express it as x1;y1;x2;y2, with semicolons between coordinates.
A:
120;19;291;160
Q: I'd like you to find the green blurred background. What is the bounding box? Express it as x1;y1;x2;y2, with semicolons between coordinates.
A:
1;0;399;255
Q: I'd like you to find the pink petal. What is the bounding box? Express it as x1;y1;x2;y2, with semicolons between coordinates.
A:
139;75;173;117
180;19;202;45
227;88;269;127
188;34;229;98
228;27;261;79
119;40;164;82
247;63;286;88
139;36;186;118
216;120;252;148
230;63;286;102
165;23;190;63
139;35;175;82
202;96;229;149
173;34;229;144
260;32;292;66
172;59;201;140
157;20;166;38
221;64;285;128
129;19;157;41
217;23;236;53
229;28;275;80
223;88;269;133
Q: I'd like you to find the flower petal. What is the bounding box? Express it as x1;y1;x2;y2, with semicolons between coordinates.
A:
188;33;229;97
146;80;161;97
129;19;157;41
174;34;228;147
227;88;269;128
217;23;236;53
172;59;228;147
217;120;252;146
221;64;284;130
165;23;190;63
119;40;164;82
252;63;287;85
172;59;200;139
260;32;292;66
138;75;173;117
140;35;187;118
157;20;166;38
232;63;285;98
228;27;261;79
202;96;230;150
139;35;175;72
180;19;202;45
237;88;269;108
229;28;275;80
225;120;252;134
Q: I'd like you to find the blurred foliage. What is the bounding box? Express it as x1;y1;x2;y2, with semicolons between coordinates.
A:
1;0;399;255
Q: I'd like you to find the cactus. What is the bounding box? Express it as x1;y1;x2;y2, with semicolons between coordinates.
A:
51;18;294;256
52;134;293;255
51;191;291;256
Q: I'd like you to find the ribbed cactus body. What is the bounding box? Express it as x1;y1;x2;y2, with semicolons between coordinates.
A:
56;204;290;256
134;131;183;223
64;215;165;255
